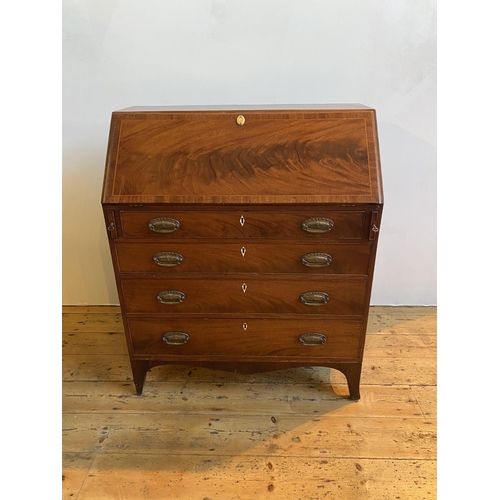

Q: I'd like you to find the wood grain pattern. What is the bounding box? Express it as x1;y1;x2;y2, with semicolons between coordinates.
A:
411;386;437;418
63;332;128;354
62;305;122;314
62;453;94;500
103;106;383;402
120;277;367;315
127;317;362;359
62;354;436;386
119;210;365;239
102;108;383;205
367;309;437;334
62;306;436;500
115;241;371;275
62;381;424;418
61;306;436;334
75;454;436;500
364;334;437;357
62;412;436;459
62;312;124;333
62;331;436;357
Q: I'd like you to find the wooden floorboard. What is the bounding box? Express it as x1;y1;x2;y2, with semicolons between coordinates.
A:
62;306;437;499
62;453;95;500
411;386;437;419
63;413;436;459
62;312;124;333
63;382;424;417
63;306;121;314
62;353;436;385
76;454;437;500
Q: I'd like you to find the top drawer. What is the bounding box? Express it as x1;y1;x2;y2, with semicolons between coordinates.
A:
119;211;365;240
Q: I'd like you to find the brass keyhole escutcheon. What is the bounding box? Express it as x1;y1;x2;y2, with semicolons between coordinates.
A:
240;215;245;226
242;283;247;293
236;115;245;126
241;247;246;257
243;323;248;331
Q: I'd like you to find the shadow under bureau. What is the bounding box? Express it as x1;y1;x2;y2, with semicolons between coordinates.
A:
101;104;383;400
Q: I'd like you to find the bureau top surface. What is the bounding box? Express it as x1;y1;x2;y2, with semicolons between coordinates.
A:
102;106;383;205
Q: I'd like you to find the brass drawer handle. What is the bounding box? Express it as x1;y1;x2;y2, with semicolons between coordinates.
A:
148;217;180;233
157;290;185;304
153;251;183;267
300;291;330;306
162;331;189;345
302;217;334;233
301;252;332;267
299;333;327;346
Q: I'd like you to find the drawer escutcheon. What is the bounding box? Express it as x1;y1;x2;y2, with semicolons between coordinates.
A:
148;217;180;233
157;290;185;304
162;331;189;345
302;217;334;233
299;333;327;346
301;252;332;267
153;251;184;267
300;291;330;306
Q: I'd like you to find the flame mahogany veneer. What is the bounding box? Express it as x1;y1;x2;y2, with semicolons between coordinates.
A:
102;104;383;400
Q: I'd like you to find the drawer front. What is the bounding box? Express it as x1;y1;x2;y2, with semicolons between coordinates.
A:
128;318;362;359
115;242;371;275
121;277;366;315
120;211;365;240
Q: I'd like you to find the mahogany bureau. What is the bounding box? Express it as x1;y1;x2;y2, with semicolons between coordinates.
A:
101;104;383;400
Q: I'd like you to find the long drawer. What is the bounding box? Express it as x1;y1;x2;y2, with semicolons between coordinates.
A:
119;210;365;239
121;277;366;315
115;241;371;275
128;318;362;359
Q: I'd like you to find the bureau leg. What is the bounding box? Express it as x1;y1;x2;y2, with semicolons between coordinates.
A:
331;363;362;401
130;360;150;395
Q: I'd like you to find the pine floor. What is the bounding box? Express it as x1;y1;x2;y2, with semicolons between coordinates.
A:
62;306;437;500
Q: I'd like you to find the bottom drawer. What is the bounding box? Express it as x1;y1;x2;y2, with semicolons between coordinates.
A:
128;318;362;360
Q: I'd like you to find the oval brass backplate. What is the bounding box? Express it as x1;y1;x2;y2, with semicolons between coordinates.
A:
153;251;184;267
157;290;185;304
236;115;245;126
301;217;334;234
148;217;180;233
162;331;189;345
299;333;327;346
301;252;332;267
300;291;330;306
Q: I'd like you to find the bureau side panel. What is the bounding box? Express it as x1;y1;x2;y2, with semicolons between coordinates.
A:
102;207;136;361
357;205;383;359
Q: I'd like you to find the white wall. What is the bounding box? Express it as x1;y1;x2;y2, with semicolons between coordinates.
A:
62;0;436;305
